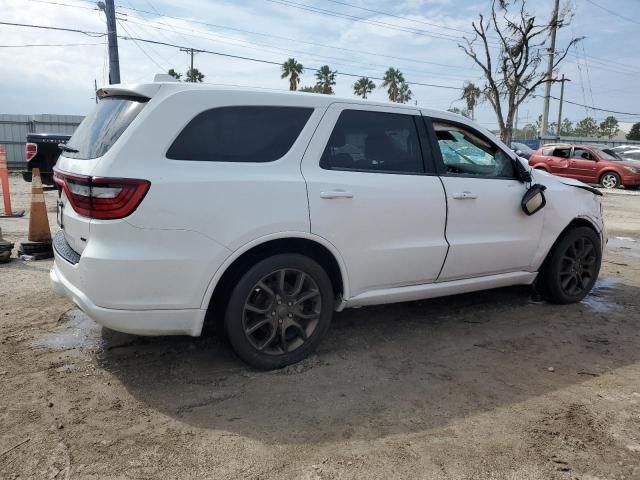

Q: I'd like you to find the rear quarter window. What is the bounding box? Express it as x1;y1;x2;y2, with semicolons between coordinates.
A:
64;96;148;159
167;106;313;162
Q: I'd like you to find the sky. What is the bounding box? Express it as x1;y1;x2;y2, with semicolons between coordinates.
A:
1;0;639;132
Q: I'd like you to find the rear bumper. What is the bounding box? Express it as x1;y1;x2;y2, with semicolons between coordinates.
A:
50;262;206;336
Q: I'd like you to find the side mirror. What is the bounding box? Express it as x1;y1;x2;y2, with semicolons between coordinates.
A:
513;157;532;183
521;184;547;216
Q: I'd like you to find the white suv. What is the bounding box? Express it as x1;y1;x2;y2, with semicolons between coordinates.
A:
51;82;605;369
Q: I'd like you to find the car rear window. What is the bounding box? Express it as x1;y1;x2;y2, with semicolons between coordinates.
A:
63;96;148;159
167;106;313;162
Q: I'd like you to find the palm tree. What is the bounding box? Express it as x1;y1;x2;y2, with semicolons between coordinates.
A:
314;65;337;94
281;58;304;91
353;77;375;99
186;68;205;83
397;82;412;104
461;82;482;120
167;68;182;80
381;68;405;102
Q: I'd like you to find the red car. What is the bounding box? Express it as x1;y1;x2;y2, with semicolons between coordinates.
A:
529;143;640;189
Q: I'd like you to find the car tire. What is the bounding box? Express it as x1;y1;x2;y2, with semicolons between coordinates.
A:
541;226;601;304
599;172;620;189
224;253;334;370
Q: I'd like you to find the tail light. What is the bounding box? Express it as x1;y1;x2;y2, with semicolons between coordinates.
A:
25;143;37;162
53;169;150;220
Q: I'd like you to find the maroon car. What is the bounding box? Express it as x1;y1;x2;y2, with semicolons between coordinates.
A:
528;143;640;189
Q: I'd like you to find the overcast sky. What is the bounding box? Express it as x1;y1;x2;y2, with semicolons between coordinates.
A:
1;0;639;131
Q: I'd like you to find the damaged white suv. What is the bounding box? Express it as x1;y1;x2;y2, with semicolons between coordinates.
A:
51;82;605;369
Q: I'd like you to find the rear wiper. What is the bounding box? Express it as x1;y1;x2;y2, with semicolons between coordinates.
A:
58;144;78;153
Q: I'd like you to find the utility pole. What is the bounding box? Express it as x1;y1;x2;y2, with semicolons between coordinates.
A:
97;0;120;84
556;75;571;138
180;47;203;82
541;0;560;139
94;79;98;104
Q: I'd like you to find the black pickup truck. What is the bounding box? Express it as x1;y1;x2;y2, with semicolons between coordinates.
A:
23;133;71;185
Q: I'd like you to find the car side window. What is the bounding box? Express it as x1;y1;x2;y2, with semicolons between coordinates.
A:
542;147;554;156
433;122;514;179
167;106;313;162
572;148;594;160
320;110;424;174
552;147;571;158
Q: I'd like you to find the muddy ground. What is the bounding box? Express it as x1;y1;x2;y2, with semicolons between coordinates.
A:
1;173;640;480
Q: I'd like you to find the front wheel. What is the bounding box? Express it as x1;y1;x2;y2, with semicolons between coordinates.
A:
600;172;620;189
541;227;602;304
224;254;334;370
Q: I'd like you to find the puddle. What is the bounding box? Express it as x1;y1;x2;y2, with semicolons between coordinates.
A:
581;277;623;313
33;310;103;350
607;236;640;258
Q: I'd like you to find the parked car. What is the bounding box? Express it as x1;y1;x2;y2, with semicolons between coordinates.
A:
620;149;640;162
23;133;71;185
50;83;606;369
511;142;535;160
612;145;640;155
528;143;640;189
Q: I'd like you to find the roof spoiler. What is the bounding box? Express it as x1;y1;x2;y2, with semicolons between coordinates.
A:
95;83;161;100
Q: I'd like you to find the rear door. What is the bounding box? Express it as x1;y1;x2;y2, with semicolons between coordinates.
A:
547;146;572;176
569;147;598;182
425;116;544;281
301;103;448;297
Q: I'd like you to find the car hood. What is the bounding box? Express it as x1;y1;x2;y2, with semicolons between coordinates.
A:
556;176;603;196
620;159;640;168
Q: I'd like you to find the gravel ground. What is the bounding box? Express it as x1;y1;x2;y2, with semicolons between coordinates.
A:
1;173;640;480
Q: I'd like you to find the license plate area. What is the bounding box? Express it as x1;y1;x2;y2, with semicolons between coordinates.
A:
56;199;64;229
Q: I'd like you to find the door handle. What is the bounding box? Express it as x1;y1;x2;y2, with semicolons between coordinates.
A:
320;190;354;199
452;191;477;200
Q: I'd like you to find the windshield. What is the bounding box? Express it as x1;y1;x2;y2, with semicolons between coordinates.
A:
63;96;148;159
594;148;619;161
512;142;533;153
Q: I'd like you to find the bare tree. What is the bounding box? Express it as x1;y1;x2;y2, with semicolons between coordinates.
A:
459;0;580;144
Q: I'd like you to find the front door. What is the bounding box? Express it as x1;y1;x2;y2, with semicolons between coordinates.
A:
301;104;449;298
425;117;545;281
569;147;599;182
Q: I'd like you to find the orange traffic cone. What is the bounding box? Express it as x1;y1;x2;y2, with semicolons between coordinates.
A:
0;144;25;218
18;167;53;259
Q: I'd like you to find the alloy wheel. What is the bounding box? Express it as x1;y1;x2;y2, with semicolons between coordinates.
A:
601;173;618;189
558;236;597;297
242;268;322;355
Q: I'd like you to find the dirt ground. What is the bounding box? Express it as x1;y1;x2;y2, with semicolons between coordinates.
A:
1;173;640;480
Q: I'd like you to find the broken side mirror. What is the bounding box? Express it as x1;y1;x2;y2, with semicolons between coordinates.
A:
521;184;547;216
513;157;532;183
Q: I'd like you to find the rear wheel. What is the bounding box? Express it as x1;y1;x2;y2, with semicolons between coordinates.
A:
224;254;334;370
541;227;601;304
600;172;620;189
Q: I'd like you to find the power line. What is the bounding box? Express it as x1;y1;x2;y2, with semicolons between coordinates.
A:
322;0;478;36
116;18;167;70
0;20;461;90
120;14;474;82
0;42;103;47
263;0;499;45
114;4;477;72
25;0;96;10
0;21;105;37
583;0;640;26
549;95;640;117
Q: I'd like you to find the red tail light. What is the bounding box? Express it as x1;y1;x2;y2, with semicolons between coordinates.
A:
53;169;150;220
25;143;37;162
